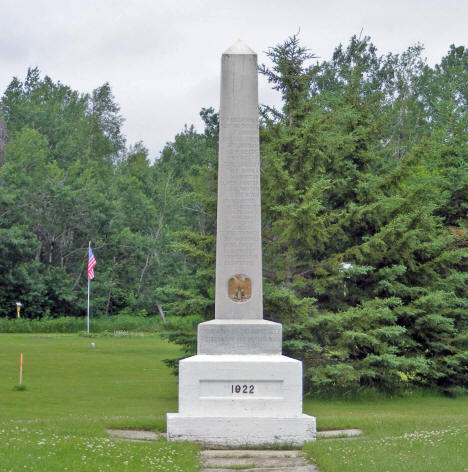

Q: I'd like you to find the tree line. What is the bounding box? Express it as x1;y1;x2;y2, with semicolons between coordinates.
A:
0;35;466;395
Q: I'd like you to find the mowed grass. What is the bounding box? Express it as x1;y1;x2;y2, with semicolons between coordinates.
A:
1;334;467;472
0;334;200;471
303;393;468;472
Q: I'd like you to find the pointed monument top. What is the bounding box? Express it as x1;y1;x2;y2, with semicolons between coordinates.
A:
224;40;256;55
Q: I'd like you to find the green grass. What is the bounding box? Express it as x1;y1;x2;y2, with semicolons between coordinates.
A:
1;334;467;472
0;334;200;471
303;395;468;472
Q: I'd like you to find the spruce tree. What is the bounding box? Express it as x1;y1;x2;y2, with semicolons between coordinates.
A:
260;35;467;394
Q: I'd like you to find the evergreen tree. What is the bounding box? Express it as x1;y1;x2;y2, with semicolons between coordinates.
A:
0;114;6;166
156;110;218;370
260;35;467;394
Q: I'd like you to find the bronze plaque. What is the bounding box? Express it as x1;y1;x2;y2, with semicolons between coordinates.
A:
228;274;252;302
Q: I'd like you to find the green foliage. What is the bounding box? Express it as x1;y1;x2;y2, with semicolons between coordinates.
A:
0;69;193;320
259;33;318;126
0;70;123;317
259;35;467;395
0;315;164;333
154;111;218;370
0;37;466;395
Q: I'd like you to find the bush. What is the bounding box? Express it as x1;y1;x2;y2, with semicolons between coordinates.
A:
0;315;165;333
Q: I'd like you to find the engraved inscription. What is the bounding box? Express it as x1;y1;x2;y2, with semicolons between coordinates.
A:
231;384;255;394
223;117;258;125
219;230;260;264
202;334;279;345
199;380;283;399
224;242;257;256
228;274;251;302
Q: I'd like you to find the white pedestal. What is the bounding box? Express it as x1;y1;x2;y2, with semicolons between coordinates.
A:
198;319;282;355
166;354;316;446
167;414;316;446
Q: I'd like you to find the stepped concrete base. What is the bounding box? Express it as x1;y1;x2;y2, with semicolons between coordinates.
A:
167;354;316;445
176;355;303;417
198;319;282;355
166;414;316;446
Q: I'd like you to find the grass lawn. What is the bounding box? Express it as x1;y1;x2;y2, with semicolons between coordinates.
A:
0;334;199;471
1;334;467;472
304;395;467;472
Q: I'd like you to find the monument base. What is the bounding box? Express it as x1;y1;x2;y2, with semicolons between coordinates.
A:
198;319;282;355
166;414;316;446
166;354;316;446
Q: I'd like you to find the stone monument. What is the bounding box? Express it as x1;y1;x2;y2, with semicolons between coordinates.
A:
166;40;316;446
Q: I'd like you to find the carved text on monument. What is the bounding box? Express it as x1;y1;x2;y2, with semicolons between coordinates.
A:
199;379;283;399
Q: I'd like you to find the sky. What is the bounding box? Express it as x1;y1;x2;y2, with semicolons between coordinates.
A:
1;0;467;160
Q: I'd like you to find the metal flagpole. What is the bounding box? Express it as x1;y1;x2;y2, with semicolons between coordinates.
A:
87;241;90;334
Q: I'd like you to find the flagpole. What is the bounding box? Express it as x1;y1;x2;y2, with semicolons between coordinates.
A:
87;241;90;334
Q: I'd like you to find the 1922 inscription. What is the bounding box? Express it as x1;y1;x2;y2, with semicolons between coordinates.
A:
231;384;255;394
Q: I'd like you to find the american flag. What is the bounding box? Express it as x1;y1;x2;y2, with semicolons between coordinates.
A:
88;246;97;280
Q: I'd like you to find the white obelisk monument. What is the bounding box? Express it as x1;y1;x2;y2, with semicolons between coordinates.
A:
166;40;316;446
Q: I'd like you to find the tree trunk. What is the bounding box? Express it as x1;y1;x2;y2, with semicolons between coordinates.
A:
136;253;151;298
157;304;166;323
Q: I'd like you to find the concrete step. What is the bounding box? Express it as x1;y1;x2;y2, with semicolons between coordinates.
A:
202;467;316;472
203;456;306;467
200;450;305;458
316;428;362;438
200;449;319;471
